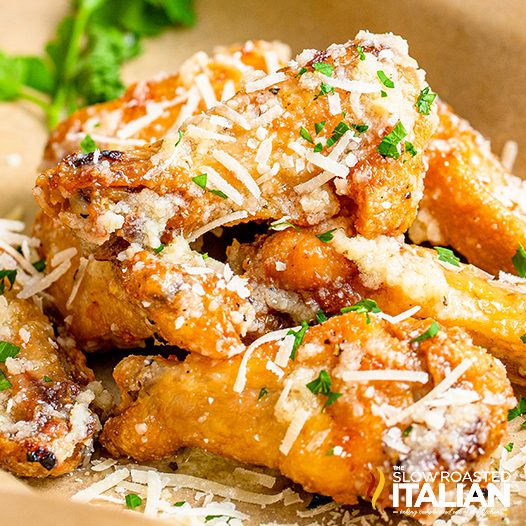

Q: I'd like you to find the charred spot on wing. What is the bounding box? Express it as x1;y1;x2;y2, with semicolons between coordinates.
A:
69;150;123;168
26;448;57;471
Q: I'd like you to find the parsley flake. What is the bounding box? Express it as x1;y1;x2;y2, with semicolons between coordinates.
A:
402;425;413;437
513;243;526;277
434;246;461;267
377;70;394;88
174;501;185;507
313;142;323;153
314;82;334;100
0;370;11;391
192;173;207;190
326;121;351;148
0;341;20;362
80;134;97;154
404;141;417;157
316;229;337;243
32;259;46;272
505;442;514;452
410;320;440;344
377;121;407;159
209;189;228;199
154;244;165;254
258;387;268;400
416;87;437;115
312;61;334;77
174;130;184;147
288;321;309;361
125;493;142;509
341;298;381;324
521;334;526;344
201;253;209;260
300;126;314;144
356;45;366;61
306;370;342;408
314;121;326;134
43;375;53;383
316;309;328;324
351;123;368;134
0;269;17;295
380;90;387;98
508;397;526;421
296;67;308;77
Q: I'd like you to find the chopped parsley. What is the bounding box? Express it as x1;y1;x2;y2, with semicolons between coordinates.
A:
209;189;228;199
316;229;337;243
307;493;333;509
43;376;53;383
32;259;46;272
512;243;526;277
306;370;342;408
416;87;437;115
313;142;323;153
192;173;207;190
314;82;334;100
380;90;387;98
410;320;440;344
125;493;142;509
351;123;368;134
314;121;326;134
300;126;314;144
402;425;413;437
316;309;328;324
434;246;460;267
377;121;407;159
174;130;184;147
326;121;351;148
201;253;209;260
376;70;394;88
205;516;235;524
312;61;334;77
0;370;11;391
356;45;366;61
0;341;20;362
296;67;308;77
341;298;381;324
521;334;526;344
154;244;165;254
508;397;526;421
80;134;97;153
404;141;417;157
174;501;185;507
0;269;17;295
504;442;514;453
258;387;268;400
288;321;309;361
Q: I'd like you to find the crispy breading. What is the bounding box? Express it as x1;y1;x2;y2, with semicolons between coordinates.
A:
43;40;291;167
101;313;513;515
35;32;437;249
409;101;526;276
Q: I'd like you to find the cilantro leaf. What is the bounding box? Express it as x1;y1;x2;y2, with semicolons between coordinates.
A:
32;259;46;272
377;121;407;159
410;320;440;344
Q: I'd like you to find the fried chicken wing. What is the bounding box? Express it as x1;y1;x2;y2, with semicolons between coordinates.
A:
0;220;99;477
101;313;513;515
44;40;291;167
409;101;526;276
35;31;437;250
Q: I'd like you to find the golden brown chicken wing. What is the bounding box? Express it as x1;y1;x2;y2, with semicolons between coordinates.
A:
0;220;98;477
101;312;513;516
35;31;437;250
409;101;526;276
43;40;291;167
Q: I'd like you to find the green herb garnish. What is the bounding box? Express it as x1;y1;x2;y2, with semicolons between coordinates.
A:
356;45;366;61
380;90;387;98
80;134;97;153
288;321;309;361
0;370;12;391
314;121;326;134
43;376;53;383
416;87;437;115
0;341;20;362
32;259;46;272
341;298;381;324
521;334;526;344
513;243;526;277
313;142;323;153
314;82;334;100
410;320;440;344
192;173;207;190
300;126;314;144
0;269;17;295
312;62;334;77
508;397;526;421
125;493;142;509
505;442;514;452
258;387;268;400
296;67;308;77
351;123;368;134
434;246;460;267
404;141;417;157
209;189;228;199
174;130;184;147
154;244;165;254
402;425;413;437
174;501;185;507
306;370;342;408
316;229;337;243
377;121;407;159
316;309;328;324
377;70;394;88
326;121;351;148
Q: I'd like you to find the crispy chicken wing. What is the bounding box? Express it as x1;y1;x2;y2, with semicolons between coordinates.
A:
35;31;437;250
0;220;98;477
101;313;513;515
409;101;526;276
43;40;291;167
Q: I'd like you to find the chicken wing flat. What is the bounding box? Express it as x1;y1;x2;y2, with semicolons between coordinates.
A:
35;31;437;251
101;312;513;516
43;40;291;167
0;220;99;477
35;213;255;356
409;101;526;276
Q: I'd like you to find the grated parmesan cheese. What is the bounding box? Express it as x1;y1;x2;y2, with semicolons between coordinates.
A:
194;73;218;109
187;211;248;243
339;369;429;383
279;408;310;455
212;150;261;199
245;72;287;93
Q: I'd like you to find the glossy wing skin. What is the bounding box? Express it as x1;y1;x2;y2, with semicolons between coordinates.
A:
409;101;526;275
35;32;437;249
43;40;292;167
0;291;98;477
101;313;512;515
